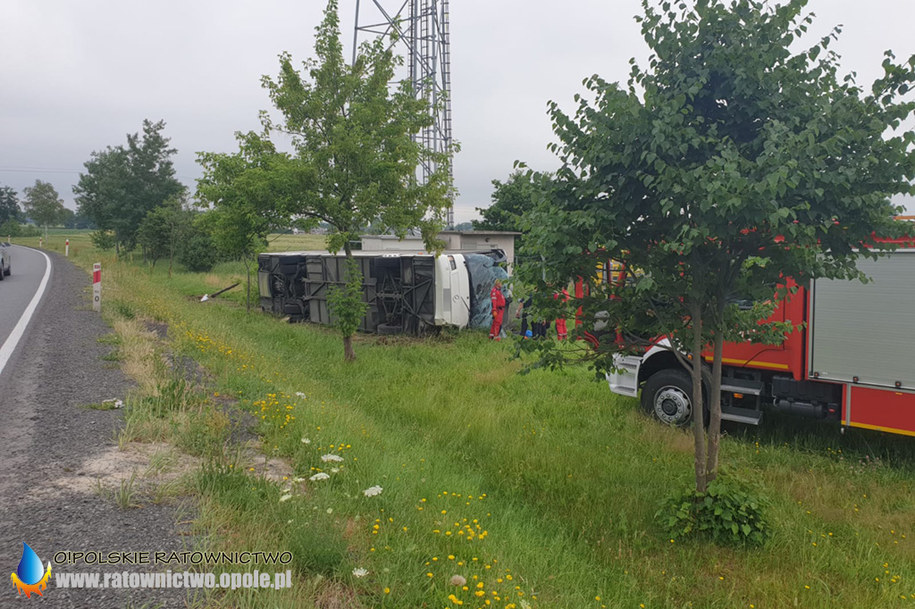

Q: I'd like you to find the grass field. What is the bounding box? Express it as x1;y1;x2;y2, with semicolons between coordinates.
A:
36;234;915;608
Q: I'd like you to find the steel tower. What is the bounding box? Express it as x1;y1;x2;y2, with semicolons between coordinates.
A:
353;0;454;228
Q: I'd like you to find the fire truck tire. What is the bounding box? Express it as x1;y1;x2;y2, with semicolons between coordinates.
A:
641;368;702;428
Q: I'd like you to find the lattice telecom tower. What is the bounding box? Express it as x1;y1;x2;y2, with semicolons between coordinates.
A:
353;0;454;228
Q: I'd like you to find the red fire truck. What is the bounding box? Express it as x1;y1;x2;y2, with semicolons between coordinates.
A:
605;234;915;437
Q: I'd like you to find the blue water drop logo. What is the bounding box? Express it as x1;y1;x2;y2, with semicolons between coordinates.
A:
16;542;44;585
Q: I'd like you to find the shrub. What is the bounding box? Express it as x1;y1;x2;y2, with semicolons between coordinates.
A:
657;475;770;546
176;216;223;272
91;229;117;251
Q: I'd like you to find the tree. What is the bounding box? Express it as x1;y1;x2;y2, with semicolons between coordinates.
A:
473;170;537;232
23;180;66;237
522;0;915;494
198;0;452;361
176;212;223;273
59;208;76;229
136;196;190;276
74;119;185;254
197;133;304;311
0;185;22;224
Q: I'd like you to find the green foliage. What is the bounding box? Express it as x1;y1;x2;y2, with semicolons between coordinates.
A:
23;179;66;230
74;119;185;252
0;220;39;238
176;213;222;272
136;196;190;270
474;170;536;231
197;132;290;261
0;185;22;224
326;256;368;339
90;229;117;251
658;475;770;547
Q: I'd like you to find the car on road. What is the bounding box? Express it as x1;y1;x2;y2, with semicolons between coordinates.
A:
0;242;11;279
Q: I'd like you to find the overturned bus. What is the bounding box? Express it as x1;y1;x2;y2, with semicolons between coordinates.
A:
256;249;508;334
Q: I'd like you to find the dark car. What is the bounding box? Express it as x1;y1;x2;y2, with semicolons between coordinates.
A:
0;242;11;278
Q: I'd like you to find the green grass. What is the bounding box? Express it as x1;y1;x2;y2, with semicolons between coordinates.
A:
58;237;915;609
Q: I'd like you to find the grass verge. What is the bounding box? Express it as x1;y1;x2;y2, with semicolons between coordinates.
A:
52;234;915;609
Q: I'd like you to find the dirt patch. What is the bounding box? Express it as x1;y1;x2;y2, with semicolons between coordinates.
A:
145;319;169;339
28;442;199;501
242;439;296;484
315;580;367;609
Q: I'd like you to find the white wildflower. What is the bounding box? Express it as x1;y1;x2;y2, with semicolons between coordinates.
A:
309;473;330;481
295;392;307;398
330;467;340;474
450;574;466;586
363;485;383;497
326;507;333;514
293;477;305;483
279;493;293;502
300;438;311;444
321;454;344;463
352;567;369;578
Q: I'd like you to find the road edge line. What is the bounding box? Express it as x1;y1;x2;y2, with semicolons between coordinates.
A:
0;247;53;376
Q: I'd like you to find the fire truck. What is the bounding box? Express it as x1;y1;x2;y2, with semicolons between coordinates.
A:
606;235;915;437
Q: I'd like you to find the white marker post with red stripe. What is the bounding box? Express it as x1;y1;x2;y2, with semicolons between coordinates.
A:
65;239;70;257
92;263;101;312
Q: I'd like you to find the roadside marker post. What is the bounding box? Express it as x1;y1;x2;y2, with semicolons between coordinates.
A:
65;239;70;257
93;263;101;312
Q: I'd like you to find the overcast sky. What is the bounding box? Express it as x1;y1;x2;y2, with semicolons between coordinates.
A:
2;0;913;223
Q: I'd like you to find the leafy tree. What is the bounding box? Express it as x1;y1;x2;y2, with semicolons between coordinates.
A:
0;220;21;238
198;0;451;361
521;0;915;494
327;256;369;343
136;196;190;275
473;170;537;233
23;180;66;237
0;185;22;224
74;119;185;254
59;208;76;229
197;133;303;311
176;212;223;273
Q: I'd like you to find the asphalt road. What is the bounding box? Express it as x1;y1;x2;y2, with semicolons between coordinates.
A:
0;246;49;355
0;251;189;608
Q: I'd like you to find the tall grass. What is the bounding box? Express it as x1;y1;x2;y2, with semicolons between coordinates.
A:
55;237;915;608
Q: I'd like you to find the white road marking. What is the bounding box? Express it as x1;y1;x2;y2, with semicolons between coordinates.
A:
0;248;52;377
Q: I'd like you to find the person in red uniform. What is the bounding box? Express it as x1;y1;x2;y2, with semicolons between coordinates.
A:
489;280;506;340
554;287;569;340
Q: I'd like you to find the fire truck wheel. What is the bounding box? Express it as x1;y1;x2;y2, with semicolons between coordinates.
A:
641;369;698;428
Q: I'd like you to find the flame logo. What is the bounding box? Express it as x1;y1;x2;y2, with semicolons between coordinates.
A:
10;543;52;598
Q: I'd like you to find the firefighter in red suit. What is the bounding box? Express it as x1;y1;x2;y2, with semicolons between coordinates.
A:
554;287;569;340
489;280;506;340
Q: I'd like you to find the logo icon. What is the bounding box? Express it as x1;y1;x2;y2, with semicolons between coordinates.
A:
10;543;52;598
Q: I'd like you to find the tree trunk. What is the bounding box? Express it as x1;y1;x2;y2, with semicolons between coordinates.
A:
243;257;251;313
706;330;725;486
341;243;357;362
690;302;709;492
343;334;356;362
